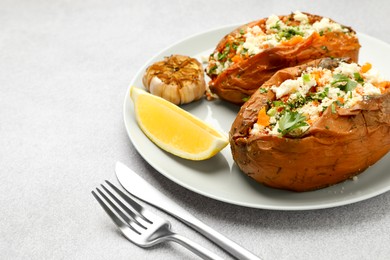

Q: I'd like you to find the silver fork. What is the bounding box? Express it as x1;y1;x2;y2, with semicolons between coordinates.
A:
92;180;224;260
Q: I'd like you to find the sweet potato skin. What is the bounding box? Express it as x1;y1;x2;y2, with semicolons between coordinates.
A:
230;59;390;192
208;13;361;105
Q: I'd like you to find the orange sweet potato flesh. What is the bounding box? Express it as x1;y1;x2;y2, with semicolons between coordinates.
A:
230;58;390;192
208;13;361;105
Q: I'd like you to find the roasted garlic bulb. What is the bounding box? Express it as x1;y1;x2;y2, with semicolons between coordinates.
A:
142;55;206;105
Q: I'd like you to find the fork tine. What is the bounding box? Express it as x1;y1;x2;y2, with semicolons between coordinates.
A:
93;188;141;234
105;180;152;224
91;190;139;234
100;184;148;228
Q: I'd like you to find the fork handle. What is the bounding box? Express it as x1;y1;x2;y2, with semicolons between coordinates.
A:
167;233;224;260
148;196;261;259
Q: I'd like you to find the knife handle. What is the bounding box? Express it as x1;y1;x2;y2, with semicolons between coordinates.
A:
153;194;261;260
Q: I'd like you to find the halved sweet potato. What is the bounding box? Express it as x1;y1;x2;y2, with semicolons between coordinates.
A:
206;12;361;105
230;58;390;192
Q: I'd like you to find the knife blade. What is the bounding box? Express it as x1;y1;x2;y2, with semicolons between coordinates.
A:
115;161;261;260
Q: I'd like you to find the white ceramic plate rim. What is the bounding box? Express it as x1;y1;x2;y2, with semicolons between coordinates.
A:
124;24;390;210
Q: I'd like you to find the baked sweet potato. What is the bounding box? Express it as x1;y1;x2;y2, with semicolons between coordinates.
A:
230;58;390;192
206;12;361;105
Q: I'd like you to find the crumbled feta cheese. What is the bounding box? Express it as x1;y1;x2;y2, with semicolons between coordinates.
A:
243;34;261;56
262;37;279;48
212;60;234;75
271;79;301;99
327;86;344;99
300;77;317;96
364;68;383;84
363;82;381;95
251;25;263;34
266;14;280;31
250;123;262;135
200;55;209;63
313;18;345;33
334;62;360;77
318;69;333;86
343;92;363;108
269;122;281;136
293;11;309;23
298;102;322;122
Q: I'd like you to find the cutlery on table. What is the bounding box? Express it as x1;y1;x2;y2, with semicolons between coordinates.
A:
92;180;224;260
115;161;261;260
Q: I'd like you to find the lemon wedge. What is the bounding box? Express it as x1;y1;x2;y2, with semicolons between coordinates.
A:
130;86;229;160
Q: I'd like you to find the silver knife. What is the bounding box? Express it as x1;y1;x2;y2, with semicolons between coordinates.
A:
115;161;261;260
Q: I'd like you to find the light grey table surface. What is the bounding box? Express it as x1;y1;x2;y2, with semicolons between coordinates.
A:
1;0;390;259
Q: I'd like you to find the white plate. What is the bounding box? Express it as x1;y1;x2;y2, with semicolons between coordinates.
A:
124;24;390;210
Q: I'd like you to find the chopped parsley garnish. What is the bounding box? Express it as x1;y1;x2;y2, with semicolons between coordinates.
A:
277;26;304;40
331;74;358;92
354;72;364;84
208;65;217;74
310;87;329;100
302;74;311;83
242;96;249;102
321;45;329;51
278;111;308;136
273;100;284;107
270;21;281;31
259;88;268;93
287;93;307;109
232;42;240;51
331;102;337;114
240;48;248;55
217;44;231;61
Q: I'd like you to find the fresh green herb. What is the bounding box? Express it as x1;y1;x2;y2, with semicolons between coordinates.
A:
270;21;281;31
336;100;344;107
318;87;329;100
325;125;330;130
208;65;218;75
217;44;231;61
344;80;358;92
331;102;337;114
278;111;308;136
217;53;226;61
331;74;358;92
331;73;349;84
259;88;268;94
273;100;284;107
310;87;329;101
302;74;311;83
239;28;245;35
354;72;364;84
242;96;249;102
287;93;307;109
277;26;304;40
240;48;248;55
267;107;277;116
321;45;329;51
